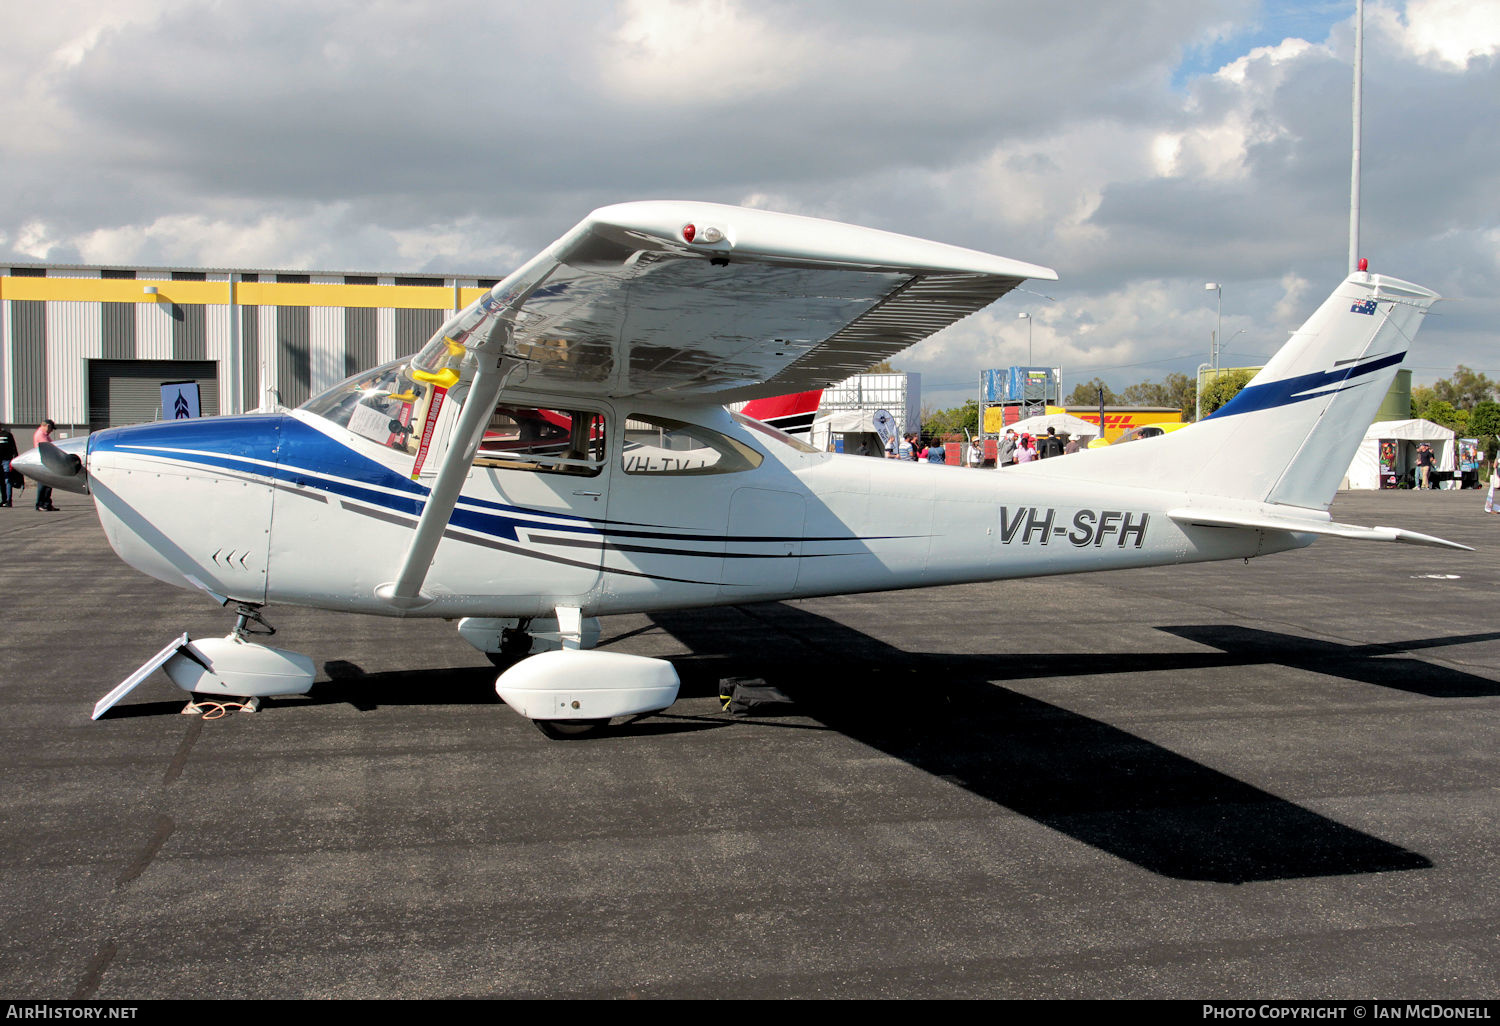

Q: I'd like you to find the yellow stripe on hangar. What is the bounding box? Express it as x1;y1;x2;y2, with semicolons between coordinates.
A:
0;277;488;310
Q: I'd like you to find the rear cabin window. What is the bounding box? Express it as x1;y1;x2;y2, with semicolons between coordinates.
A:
621;415;763;475
731;412;821;454
473;405;606;477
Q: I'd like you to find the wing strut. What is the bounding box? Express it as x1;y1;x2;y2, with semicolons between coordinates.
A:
376;355;509;609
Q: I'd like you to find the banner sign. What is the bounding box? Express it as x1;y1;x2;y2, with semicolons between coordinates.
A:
160;381;201;420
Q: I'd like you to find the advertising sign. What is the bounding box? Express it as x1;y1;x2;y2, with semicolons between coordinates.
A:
160;381;201;420
1459;438;1479;473
1064;409;1182;443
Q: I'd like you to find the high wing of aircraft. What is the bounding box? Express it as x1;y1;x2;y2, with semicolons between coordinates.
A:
14;201;1464;736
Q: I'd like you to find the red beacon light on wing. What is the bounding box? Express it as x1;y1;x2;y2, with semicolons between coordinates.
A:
681;224;725;245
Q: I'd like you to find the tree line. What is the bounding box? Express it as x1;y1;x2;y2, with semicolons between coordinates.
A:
1411;365;1500;458
921;371;1222;437
916;366;1500;449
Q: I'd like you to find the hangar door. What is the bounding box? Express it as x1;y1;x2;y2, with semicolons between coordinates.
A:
88;360;219;431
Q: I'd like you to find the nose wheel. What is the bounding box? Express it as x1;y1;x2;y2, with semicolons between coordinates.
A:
533;718;611;740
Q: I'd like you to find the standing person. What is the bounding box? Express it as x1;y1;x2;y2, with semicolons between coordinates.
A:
32;420;58;511
0;425;17;507
1063;435;1080;455
1038;426;1064;459
926;439;946;464
898;432;916;461
998;429;1017;468
1014;434;1037;464
967;436;983;468
1416;442;1435;489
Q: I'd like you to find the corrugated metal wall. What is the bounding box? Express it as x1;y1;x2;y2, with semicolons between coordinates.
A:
88;360;219;429
0;300;8;424
240;303;259;413
377;307;397;364
344;275;378;377
46;299;99;424
396;308;442;358
309;306;344;399
171;270;208;361
275;273;311;407
12;300;46;424
101;268;136;361
2;264;489;428
137;297;174;361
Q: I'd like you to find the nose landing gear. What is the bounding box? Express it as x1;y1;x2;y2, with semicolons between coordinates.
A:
89;604;315;720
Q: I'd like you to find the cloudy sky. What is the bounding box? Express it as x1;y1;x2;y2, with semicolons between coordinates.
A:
2;0;1496;406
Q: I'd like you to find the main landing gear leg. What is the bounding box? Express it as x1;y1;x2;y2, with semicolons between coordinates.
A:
482;606;680;741
458;611;681;739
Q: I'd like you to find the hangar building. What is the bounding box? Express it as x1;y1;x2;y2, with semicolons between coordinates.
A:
0;262;500;434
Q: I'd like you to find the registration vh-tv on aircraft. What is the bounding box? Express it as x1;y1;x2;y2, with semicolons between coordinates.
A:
17;201;1466;736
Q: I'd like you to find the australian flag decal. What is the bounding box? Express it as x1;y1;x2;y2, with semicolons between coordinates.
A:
1350;299;1378;315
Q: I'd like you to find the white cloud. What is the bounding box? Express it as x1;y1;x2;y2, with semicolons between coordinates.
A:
1213;36;1320;84
0;1;1494;401
68;207;531;273
1271;272;1313;325
1395;0;1500;69
15;221;63;259
604;0;817;103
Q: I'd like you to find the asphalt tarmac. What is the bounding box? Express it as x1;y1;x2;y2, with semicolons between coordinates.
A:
1;488;1497;999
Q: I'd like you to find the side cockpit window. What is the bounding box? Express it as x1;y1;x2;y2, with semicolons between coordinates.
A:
474;405;606;477
622;415;763;475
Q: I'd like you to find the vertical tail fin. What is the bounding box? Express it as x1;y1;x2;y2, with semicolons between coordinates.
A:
1025;272;1440;510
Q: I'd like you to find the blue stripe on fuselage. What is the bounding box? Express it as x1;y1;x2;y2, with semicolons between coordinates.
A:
88;414;849;549
90;414;602;543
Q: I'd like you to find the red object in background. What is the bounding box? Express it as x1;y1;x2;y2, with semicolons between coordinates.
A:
739;390;823;435
740;391;823;421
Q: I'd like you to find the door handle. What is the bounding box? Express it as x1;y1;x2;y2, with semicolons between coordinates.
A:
573;490;602;499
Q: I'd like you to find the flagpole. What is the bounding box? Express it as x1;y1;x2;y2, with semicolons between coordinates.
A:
1349;0;1363;273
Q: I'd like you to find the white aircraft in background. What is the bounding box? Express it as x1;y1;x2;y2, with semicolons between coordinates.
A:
17;201;1465;736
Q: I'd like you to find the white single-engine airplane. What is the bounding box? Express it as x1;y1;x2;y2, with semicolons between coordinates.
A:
17;201;1466;735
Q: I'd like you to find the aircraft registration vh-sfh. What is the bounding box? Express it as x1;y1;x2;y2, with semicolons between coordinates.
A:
16;200;1467;737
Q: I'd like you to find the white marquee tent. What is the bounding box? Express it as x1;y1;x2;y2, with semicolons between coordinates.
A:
1004;413;1101;440
1344;419;1456;490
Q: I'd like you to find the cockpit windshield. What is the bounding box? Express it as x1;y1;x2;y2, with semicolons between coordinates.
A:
302;359;437;455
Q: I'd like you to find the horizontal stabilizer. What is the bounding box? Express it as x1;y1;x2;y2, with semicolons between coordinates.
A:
1167;508;1471;551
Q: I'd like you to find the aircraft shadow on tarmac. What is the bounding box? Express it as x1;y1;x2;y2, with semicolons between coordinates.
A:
1157;625;1500;699
643;603;1460;885
101;604;1492;882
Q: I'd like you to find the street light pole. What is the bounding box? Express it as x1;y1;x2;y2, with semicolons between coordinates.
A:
1018;311;1031;364
1204;282;1222;373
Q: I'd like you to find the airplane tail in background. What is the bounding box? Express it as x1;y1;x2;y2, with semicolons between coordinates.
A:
738;390;824;438
1027;272;1442;513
